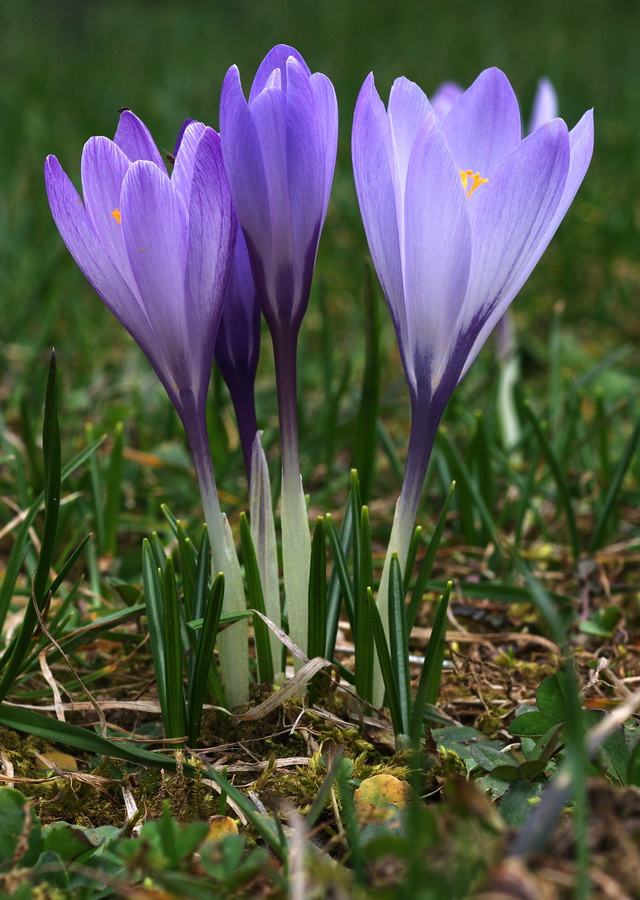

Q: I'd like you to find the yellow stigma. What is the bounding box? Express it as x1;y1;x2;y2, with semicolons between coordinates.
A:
459;169;488;198
111;208;121;224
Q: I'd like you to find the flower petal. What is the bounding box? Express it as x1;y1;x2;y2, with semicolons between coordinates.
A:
249;44;310;100
309;71;339;211
113;110;165;168
120;160;191;387
352;75;410;384
457;119;570;378
431;81;464;122
220;66;272;296
528;79;558;134
403;113;472;392
388;77;433;192
171;120;207;207
44;155;159;367
443;67;522;177
185;126;236;373
250;83;295;314
80;136;134;282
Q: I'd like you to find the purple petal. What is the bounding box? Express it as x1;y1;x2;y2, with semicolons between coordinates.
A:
220;66;272;289
44;155;160;367
249;44;310;100
283;56;327;320
171;120;207;206
174;118;197;156
352;75;410;382
249;84;295;305
309;71;339;211
216;226;261;376
403;114;472;391
431;81;464;122
113;110;165;168
457;119;571;377
388;77;433;189
538;109;594;247
120;161;191;384
185;127;236;369
443;68;522;178
80;136;134;280
528;79;559;134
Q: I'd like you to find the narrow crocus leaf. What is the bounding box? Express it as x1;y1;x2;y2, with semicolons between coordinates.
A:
240;512;274;684
249;432;282;674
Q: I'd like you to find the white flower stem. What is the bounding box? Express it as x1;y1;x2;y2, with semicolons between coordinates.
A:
185;410;248;708
272;331;310;666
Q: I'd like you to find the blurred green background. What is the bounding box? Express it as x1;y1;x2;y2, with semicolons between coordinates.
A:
1;0;638;504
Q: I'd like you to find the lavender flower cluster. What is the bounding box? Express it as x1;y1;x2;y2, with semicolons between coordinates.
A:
45;45;593;706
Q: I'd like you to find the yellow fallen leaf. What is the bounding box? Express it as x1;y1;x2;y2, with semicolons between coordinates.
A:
354;774;412;825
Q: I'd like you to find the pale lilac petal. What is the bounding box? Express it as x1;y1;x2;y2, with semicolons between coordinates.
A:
388;77;433;190
220;66;272;287
44;155;160;368
250;85;295;306
538;110;594;246
431;81;463;122
80;137;134;281
284;57;327;319
120;161;190;384
309;72;338;210
114;110;165;168
172;121;207;206
443;68;522;177
249;44;309;100
456;120;570;377
403;114;472;391
185;127;236;368
528;79;558;134
352;75;409;381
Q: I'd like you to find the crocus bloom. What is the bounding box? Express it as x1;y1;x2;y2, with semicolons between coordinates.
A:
45;111;250;706
352;67;593;702
431;78;561;449
215;225;261;483
220;45;338;658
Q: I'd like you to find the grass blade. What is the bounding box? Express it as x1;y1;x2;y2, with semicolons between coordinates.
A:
187;572;225;746
368;588;403;737
407;481;455;631
307;517;327;662
104;421;124;556
163;556;186;740
410;582;451;745
141;539;167;715
523;400;581;560
0;705;192;772
354;506;374;704
0;351;61;701
325;507;355;655
403;525;422;595
239;512;273;684
388;553;411;736
589;414;640;552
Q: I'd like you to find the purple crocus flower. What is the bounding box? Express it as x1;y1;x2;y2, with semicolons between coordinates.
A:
352;67;593;701
45;111;251;706
220;45;338;658
214;226;261;483
45;111;235;527
431;77;560;447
